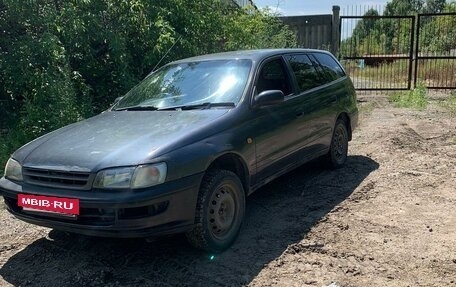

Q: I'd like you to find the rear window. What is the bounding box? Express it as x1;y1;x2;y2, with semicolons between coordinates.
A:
312;53;345;82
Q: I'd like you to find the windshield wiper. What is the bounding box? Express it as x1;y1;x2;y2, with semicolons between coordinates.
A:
157;102;235;111
115;105;158;111
115;102;235;111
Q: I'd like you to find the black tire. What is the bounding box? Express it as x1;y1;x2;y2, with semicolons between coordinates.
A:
327;119;349;169
186;169;245;253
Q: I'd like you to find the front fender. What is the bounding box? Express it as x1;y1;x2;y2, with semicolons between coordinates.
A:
162;130;255;183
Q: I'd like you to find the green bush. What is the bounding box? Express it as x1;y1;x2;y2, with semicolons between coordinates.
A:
0;139;8;175
389;83;428;109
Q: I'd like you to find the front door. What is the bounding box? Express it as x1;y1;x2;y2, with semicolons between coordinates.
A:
251;57;304;184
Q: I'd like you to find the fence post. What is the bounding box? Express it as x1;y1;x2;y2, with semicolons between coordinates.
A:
331;5;340;56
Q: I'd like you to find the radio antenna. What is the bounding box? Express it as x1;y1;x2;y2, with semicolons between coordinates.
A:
152;35;183;72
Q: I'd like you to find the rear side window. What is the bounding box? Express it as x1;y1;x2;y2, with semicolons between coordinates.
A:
312;53;345;82
285;54;324;92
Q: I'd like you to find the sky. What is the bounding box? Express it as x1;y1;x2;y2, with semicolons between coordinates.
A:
254;0;390;16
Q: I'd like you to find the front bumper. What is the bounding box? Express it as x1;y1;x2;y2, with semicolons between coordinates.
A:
0;173;203;238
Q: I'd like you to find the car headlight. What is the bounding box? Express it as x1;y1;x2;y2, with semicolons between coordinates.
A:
131;163;167;189
93;163;167;189
4;158;23;181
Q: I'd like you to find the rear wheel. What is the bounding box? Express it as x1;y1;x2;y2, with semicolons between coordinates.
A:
327;119;349;169
186;169;245;253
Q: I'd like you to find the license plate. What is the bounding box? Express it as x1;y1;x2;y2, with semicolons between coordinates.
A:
18;194;80;215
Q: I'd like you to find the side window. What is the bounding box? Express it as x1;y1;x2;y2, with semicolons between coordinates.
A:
286;54;324;92
256;59;292;96
313;53;345;83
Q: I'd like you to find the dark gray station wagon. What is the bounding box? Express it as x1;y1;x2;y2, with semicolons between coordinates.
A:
1;49;358;252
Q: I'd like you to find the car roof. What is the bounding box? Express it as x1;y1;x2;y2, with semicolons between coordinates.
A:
169;49;334;64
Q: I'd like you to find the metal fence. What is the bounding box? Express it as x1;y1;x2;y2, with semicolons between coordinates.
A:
339;15;415;90
338;9;456;90
415;13;456;89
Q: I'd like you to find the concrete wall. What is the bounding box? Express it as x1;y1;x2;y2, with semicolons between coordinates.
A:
231;0;256;8
280;6;340;55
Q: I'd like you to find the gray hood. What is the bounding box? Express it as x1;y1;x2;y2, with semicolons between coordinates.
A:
14;110;228;172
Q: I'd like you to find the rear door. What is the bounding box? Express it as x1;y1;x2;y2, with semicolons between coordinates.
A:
310;52;350;145
284;53;338;155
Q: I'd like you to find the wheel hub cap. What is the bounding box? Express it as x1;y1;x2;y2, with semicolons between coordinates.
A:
333;126;346;159
208;186;236;238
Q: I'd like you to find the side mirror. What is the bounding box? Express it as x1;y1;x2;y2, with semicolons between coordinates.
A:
253;90;284;107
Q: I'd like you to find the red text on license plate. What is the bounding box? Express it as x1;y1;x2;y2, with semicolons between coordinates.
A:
18;194;79;215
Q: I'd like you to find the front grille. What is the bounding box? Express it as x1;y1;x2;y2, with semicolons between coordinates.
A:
23;167;92;190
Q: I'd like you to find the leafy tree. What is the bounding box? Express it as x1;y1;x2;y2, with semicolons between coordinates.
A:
352;8;380;39
223;6;296;50
0;0;84;138
423;0;446;13
419;2;456;52
384;0;424;15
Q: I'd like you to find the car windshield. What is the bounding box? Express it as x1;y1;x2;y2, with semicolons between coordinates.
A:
114;59;252;110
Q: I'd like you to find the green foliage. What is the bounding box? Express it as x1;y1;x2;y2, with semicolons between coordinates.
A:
389;83;428;109
384;0;424;15
341;8;410;57
423;0;446;13
0;139;8;175
223;6;296;50
0;0;297;172
419;2;456;53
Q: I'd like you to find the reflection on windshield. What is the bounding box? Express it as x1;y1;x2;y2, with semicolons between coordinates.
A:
115;59;252;110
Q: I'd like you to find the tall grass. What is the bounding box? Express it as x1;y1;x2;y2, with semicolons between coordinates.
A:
342;59;410;89
416;59;456;88
342;58;455;89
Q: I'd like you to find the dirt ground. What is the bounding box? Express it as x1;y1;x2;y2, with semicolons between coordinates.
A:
0;92;455;287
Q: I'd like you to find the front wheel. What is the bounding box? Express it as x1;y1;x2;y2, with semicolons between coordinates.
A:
186;169;245;253
327;119;349;169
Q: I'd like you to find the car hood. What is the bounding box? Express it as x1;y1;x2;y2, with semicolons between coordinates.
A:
15;110;229;172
